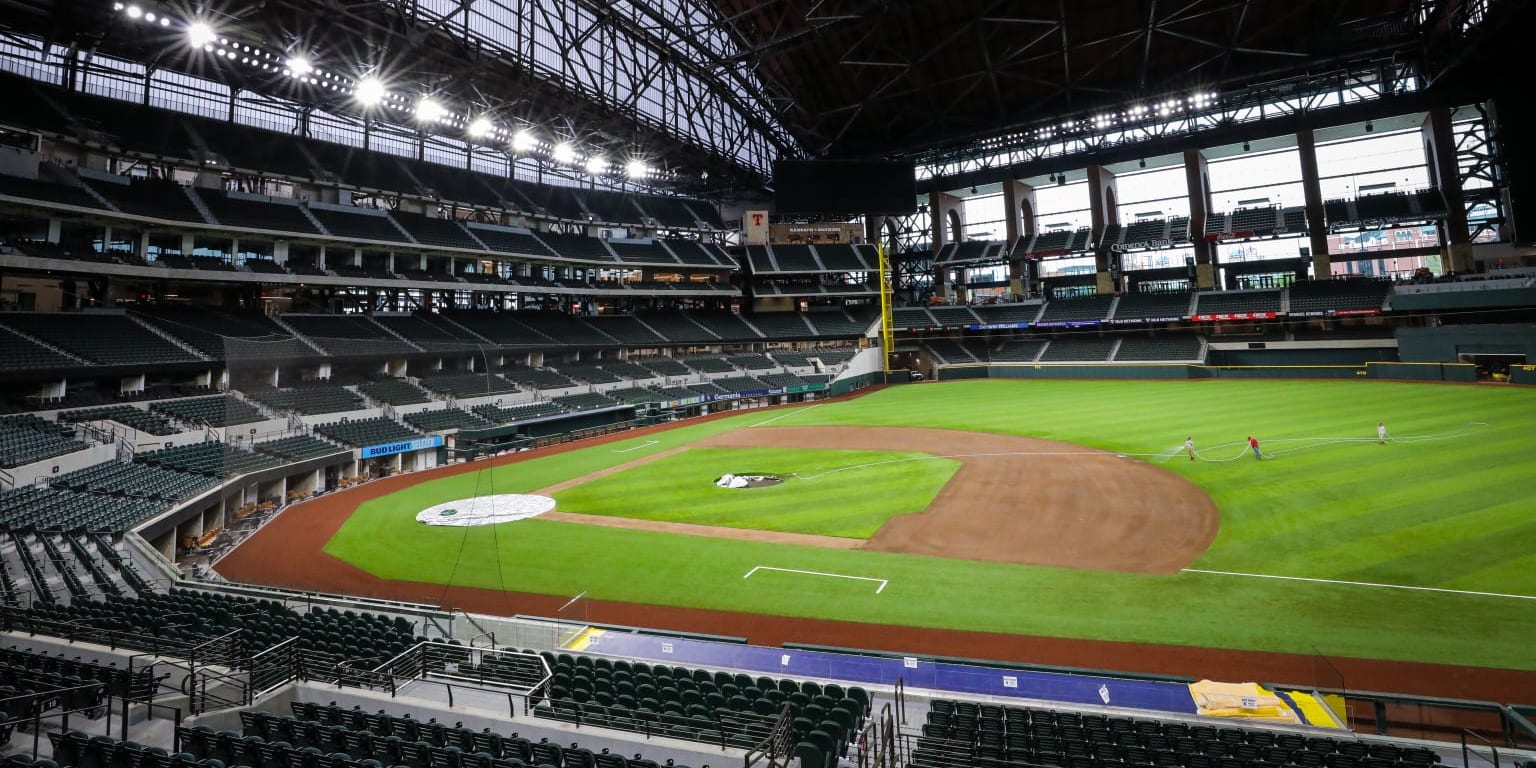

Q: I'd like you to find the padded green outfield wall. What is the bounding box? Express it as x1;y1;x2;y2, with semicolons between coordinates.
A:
1397;324;1536;362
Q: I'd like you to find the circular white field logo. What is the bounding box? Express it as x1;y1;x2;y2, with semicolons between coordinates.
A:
415;494;555;527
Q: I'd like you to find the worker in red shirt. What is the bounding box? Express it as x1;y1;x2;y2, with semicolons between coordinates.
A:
1248;436;1261;460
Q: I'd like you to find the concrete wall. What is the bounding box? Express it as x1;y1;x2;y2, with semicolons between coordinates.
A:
5;442;118;488
1397;324;1536;362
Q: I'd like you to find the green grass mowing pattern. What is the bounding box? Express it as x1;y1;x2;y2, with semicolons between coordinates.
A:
325;379;1536;670
551;447;959;538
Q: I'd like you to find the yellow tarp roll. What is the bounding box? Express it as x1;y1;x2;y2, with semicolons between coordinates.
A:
1188;681;1302;724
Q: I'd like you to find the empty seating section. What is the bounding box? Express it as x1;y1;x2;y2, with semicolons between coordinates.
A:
912;700;1441;768
0;415;88;468
83;178;204;222
745;246;776;273
446;313;553;347
1028;229;1077;254
1288;279;1391;314
137;441;282;476
473;401;566;423
514;312;615;346
309;207;409;243
390;211;483;250
191;701;699;768
635;312;720;343
314;418;423;448
373;315;482;352
747;313;816;338
1323;199;1352;226
587;316;667;345
282;315;418;356
0;313;199;365
725;354;776;371
927;340;983;364
1280;207;1307;232
1229;206;1278;235
1115;335;1204;361
651;385;701;400
975;304;1043;325
539;232;616;262
554;392;621;411
538;651;868;760
608;240;679;264
0;173;106;209
196;191;320;233
605;387;659;405
563;366;623;384
1038;295;1115;324
598;361;656;379
1414;188;1447;216
358;379;431;406
466;226;557;258
21;588;416;666
635;358;692;377
991;340;1047;363
1040;337;1117;362
757;372;806;388
1122;218;1166;244
405;408;493;432
417;373;519;398
255;435;346;461
151;396;266;427
813;244;871;271
892;307;937;330
687;312;760;340
1113;292;1192;322
929;306;981;326
682;357;735;374
805;311;872;336
1193;290;1281;315
58;405;178;435
666;239;729;266
639;195;703;227
0;485;163;530
249;386;365;415
134;307;312;360
1354;192;1413;222
771;244;821;271
714;376;769;394
0;326;82;370
1205;212;1228;235
52;461;214;501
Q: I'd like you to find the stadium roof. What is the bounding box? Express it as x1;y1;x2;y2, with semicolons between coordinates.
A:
709;0;1467;161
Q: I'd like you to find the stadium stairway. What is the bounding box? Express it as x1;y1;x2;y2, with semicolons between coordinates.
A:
129;315;214;362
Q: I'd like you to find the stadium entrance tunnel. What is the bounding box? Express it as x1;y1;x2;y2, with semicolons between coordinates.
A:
714;473;785;489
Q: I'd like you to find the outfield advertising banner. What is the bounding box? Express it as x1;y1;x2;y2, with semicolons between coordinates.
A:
660;382;828;409
1109;316;1186;325
1034;319;1104;329
360;435;444;459
1191;312;1278;321
968;321;1031;331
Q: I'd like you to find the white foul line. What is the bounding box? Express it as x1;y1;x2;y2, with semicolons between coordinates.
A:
612;440;660;453
749;403;824;428
745;565;888;594
1182;568;1536;601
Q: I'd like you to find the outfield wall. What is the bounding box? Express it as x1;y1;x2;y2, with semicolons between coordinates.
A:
933;361;1478;382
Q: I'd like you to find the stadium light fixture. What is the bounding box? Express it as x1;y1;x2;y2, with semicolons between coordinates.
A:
416;97;446;124
625;158;650;179
354;77;386;106
285;55;314;78
551;142;576;164
186;21;216;48
510;130;537;153
125;4;142;19
585;155;608;175
467;117;495;139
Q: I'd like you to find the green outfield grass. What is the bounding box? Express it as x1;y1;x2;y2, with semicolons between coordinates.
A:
324;379;1536;671
551;447;960;538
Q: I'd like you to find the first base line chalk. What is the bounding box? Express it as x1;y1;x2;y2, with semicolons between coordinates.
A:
744;565;888;594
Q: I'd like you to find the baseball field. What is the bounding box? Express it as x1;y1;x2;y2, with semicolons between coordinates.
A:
219;378;1536;694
